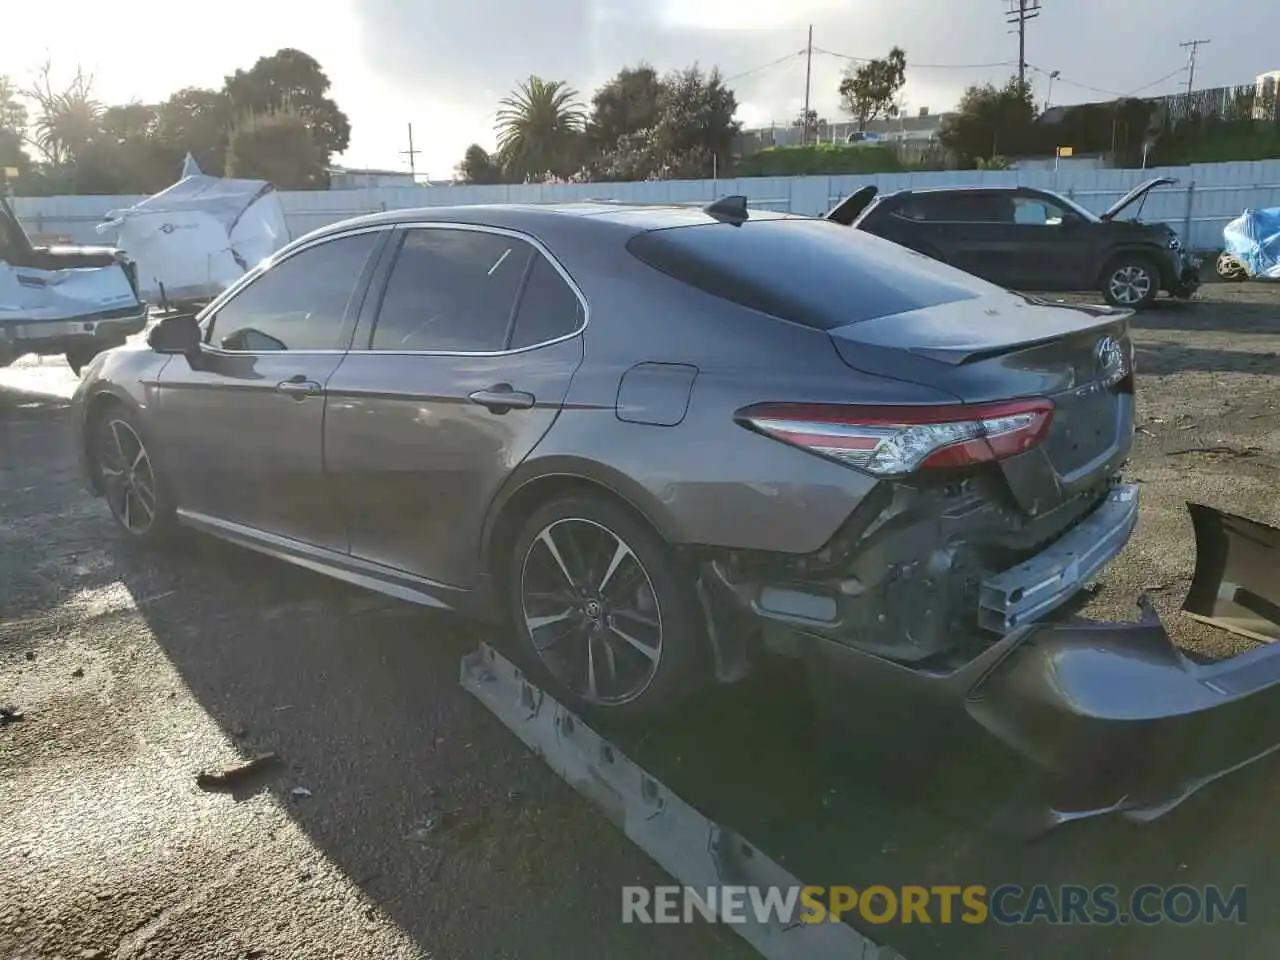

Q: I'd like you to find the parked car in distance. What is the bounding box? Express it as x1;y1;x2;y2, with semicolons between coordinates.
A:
71;197;1280;828
826;177;1201;308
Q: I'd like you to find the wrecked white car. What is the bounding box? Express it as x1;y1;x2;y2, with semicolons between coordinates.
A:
1;195;147;375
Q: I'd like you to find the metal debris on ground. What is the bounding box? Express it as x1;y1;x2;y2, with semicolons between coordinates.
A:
290;786;313;800
0;706;25;725
1169;445;1262;458
195;753;281;791
461;642;904;960
71;666;84;678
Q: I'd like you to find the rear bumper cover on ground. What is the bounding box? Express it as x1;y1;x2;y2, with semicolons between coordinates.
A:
801;501;1280;829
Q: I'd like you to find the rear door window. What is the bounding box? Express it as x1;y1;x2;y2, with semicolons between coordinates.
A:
370;228;534;352
626;217;991;330
508;254;584;350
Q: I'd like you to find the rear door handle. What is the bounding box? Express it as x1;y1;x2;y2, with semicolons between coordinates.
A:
276;377;323;399
467;383;536;414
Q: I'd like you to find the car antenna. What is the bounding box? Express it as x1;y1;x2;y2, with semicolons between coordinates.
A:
702;195;749;224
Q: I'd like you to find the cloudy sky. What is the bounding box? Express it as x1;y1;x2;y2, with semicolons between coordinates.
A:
3;0;1276;179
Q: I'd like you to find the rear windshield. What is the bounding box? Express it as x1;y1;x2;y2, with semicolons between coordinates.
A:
626;217;990;330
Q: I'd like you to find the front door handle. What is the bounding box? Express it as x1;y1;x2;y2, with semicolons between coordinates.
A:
467;383;536;414
276;376;323;399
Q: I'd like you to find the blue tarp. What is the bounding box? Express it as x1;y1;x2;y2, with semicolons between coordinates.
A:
1223;208;1280;280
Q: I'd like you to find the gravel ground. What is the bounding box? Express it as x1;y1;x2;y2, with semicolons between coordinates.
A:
2;281;1280;960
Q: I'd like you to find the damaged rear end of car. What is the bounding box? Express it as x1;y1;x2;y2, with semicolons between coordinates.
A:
632;213;1280;830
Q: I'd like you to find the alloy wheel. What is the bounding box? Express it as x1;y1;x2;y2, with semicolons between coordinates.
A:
1108;265;1153;305
519;517;663;706
97;418;158;535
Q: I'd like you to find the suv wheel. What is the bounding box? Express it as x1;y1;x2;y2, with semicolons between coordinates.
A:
1101;256;1159;308
507;493;702;719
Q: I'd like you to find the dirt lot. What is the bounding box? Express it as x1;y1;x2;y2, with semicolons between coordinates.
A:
3;282;1280;960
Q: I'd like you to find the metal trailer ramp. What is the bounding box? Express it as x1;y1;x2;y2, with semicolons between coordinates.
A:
460;642;906;960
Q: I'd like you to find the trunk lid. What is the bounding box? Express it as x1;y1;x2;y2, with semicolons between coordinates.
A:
827;292;1136;511
824;186;879;226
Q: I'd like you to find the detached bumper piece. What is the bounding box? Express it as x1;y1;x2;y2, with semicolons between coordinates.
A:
461;643;902;960
967;502;1280;829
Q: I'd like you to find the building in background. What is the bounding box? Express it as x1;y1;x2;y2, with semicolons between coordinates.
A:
736;107;955;155
328;167;418;190
1255;71;1280;120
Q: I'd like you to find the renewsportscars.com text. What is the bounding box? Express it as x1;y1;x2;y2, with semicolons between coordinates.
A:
622;884;1248;926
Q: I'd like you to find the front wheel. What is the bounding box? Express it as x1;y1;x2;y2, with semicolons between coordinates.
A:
89;404;176;543
1101;257;1159;308
507;494;702;719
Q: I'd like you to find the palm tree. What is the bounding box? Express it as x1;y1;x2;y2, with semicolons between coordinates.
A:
27;65;102;166
495;76;585;182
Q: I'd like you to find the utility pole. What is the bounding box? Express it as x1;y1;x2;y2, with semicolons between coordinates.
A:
400;122;420;179
1179;39;1210;97
1005;0;1041;88
802;24;813;147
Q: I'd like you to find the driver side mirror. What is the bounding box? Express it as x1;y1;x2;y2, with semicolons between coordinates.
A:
147;313;203;366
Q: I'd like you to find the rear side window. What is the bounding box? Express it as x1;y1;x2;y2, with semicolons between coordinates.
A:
509;255;584;350
626;218;990;330
900;193;1008;222
371;228;533;352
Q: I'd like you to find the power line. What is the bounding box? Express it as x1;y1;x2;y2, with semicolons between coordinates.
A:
1028;63;1189;100
802;25;814;145
813;47;1013;70
722;51;806;84
1178;39;1210;97
1005;0;1042;86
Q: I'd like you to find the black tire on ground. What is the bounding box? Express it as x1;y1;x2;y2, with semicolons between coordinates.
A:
65;343;101;376
88;402;177;544
507;493;703;720
1100;255;1160;309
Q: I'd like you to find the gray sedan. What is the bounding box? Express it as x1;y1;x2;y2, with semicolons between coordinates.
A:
72;198;1280;828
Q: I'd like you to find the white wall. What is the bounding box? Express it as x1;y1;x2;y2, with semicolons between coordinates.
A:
13;158;1280;252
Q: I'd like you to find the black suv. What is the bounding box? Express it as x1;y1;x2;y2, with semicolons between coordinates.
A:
827;177;1201;308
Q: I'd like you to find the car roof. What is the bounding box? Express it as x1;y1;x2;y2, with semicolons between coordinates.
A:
887;185;1051;197
298;200;800;247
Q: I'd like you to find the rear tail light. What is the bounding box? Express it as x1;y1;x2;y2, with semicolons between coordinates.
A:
736;399;1054;477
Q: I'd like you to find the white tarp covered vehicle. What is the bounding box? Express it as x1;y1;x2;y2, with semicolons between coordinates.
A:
96;155;289;307
1;194;147;374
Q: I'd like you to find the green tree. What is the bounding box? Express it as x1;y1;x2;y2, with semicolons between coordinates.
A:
0;75;30;183
225;107;323;188
587;65;662;152
154;87;233;176
648;65;739;179
939;76;1037;165
223;49;350;165
838;47;907;132
27;63;102;168
456;143;506;184
495;76;586;182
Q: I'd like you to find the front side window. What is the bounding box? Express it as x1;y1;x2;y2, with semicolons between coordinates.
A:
370;228;534;352
206;232;380;352
1012;196;1073;226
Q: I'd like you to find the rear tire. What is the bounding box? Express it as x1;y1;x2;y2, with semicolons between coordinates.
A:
66;343;100;376
507;493;702;720
88;403;177;544
1101;255;1159;309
